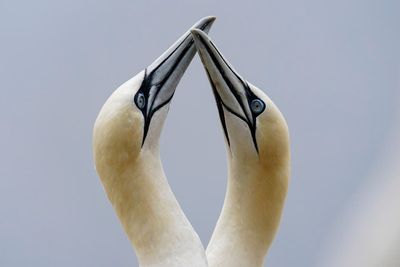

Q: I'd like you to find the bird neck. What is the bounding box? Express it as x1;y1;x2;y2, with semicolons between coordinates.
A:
206;155;289;267
98;149;207;267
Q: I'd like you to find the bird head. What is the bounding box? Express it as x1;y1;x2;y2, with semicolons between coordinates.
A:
191;29;289;168
93;17;216;174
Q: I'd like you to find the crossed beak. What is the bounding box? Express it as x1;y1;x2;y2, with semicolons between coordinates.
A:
137;16;216;145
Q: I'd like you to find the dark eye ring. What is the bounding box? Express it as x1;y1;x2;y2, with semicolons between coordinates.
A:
136;93;146;109
250;99;265;114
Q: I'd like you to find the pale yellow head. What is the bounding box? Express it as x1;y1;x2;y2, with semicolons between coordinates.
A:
93;72;154;177
93;17;216;178
92;18;216;267
191;29;290;267
191;29;290;172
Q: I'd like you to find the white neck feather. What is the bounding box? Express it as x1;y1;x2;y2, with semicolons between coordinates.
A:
206;155;289;267
93;76;208;267
100;148;208;267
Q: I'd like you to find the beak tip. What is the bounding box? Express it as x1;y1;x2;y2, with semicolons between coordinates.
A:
200;15;217;25
206;15;217;22
193;16;216;34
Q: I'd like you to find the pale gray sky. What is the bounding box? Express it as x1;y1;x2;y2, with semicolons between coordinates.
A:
1;1;399;266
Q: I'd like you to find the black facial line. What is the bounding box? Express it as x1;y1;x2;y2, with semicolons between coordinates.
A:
209;40;264;120
211;79;259;153
209;41;246;86
202;40;253;125
219;99;247;123
135;70;150;146
136;34;195;146
205;69;230;147
151;93;174;115
199;37;262;153
242;82;261;153
149;34;190;75
147;39;192;114
204;64;259;153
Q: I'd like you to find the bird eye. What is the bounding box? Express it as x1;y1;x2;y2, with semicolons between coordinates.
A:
136;92;146;109
250;99;265;114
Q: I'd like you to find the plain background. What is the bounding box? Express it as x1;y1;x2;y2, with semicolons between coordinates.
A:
1;1;399;266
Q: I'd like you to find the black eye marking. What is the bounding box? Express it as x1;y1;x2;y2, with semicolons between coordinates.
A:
135;92;146;109
133;37;190;147
250;99;265;114
201;40;269;153
133;70;151;146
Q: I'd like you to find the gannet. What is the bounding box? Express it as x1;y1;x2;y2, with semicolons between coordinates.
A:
191;29;291;267
92;17;215;267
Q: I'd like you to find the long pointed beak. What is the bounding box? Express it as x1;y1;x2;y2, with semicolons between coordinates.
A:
190;29;254;125
138;17;216;145
144;17;216;115
190;29;263;151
